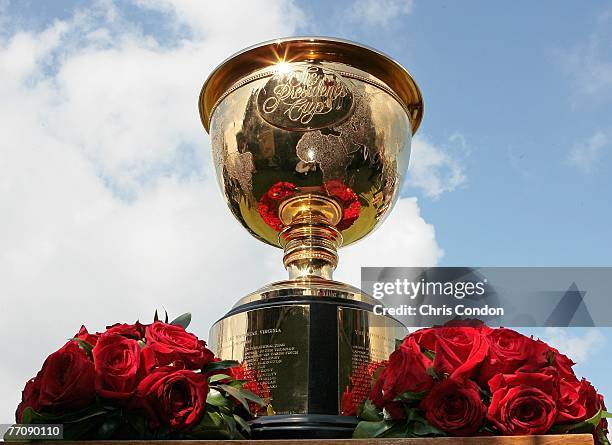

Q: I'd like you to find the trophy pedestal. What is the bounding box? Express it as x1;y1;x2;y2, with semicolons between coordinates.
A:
209;280;406;439
250;414;358;439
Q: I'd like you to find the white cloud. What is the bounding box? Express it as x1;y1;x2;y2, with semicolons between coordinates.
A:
567;131;609;173
338;197;443;279
562;10;612;99
406;134;468;199
543;327;606;364
349;0;413;25
0;0;443;423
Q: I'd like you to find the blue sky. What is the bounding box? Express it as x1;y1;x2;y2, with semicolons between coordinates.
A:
1;0;611;426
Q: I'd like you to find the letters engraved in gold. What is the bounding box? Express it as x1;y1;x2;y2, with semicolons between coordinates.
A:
256;64;354;131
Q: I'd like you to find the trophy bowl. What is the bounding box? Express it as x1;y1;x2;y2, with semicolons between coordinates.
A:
199;37;423;439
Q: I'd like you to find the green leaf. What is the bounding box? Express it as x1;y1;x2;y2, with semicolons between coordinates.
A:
209;373;231;383
394;390;427;402
164;308;169;323
353;420;396;438
412;420;445;437
126;412;147;438
69;338;94;358
154;309;159;322
233;414;251;436
217;384;254;411
423;349;435;361
171;313;191;329
206;388;233;411
188;411;233;440
202;360;239;374
598;429;611;445
238;388;265;406
550;407;605;434
21;405;110;424
547;350;555;366
95;415;121;439
137;339;146;348
220;412;244;439
21;407;34;424
32;406;111;440
426;366;439;380
380;421;412;438
358;399;383;422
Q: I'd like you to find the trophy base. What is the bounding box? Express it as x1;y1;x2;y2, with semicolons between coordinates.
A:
250;414;359;439
209;279;406;438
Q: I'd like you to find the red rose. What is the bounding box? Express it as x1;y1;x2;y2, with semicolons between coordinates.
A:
487;370;558;435
478;329;550;388
556;378;602;424
136;368;208;431
93;333;145;400
105;322;146;340
75;325;99;346
420;379;486;436
550;347;578;381
596;395;608;444
411;326;488;380
15;378;41;422
370;339;434;418
145;321;214;369
18;341;96;418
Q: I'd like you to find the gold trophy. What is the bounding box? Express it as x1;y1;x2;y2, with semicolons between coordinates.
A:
199;37;423;439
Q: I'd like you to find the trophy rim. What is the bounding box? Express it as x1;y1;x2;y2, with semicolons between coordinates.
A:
199;36;424;134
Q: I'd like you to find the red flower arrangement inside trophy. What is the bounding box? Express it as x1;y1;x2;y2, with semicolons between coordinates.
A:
343;321;611;444
257;180;361;232
12;312;269;440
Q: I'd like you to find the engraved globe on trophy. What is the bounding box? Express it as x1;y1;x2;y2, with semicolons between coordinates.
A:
199;37;423;439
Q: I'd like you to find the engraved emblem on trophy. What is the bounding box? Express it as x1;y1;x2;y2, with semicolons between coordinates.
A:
198;37;423;439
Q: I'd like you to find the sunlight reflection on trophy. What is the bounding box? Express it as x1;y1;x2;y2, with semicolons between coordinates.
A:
199;37;423;439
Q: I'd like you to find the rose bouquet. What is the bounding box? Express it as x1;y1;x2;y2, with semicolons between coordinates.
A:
346;321;610;444
13;312;267;440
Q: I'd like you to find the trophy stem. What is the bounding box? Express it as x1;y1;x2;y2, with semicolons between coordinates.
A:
279;195;344;281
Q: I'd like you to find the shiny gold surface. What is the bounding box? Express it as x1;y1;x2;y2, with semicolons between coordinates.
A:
231;278;378;309
200;37;423;134
203;38;416;420
200;38;422;280
209;305;310;415
338;307;407;411
209;304;407;416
